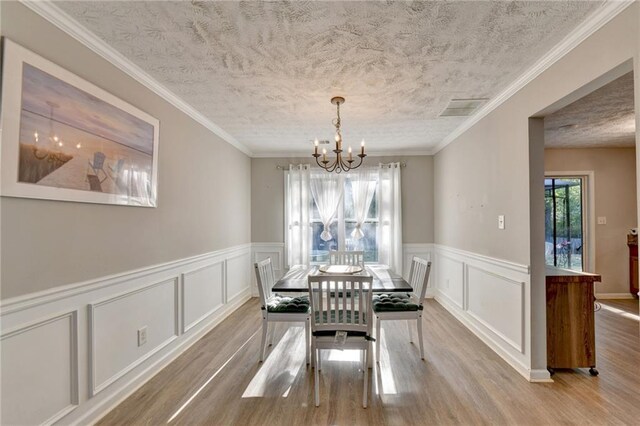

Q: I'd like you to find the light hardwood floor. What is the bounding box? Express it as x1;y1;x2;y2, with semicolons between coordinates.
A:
98;298;640;425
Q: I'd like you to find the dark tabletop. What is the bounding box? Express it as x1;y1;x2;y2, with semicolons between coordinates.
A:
273;265;413;293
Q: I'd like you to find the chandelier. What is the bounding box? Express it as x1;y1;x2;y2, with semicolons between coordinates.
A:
312;96;366;173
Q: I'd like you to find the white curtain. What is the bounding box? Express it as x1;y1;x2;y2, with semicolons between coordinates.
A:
350;168;378;240
378;163;403;273
286;164;311;267
310;172;344;241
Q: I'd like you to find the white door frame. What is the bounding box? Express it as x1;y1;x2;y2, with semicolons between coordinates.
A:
544;170;596;273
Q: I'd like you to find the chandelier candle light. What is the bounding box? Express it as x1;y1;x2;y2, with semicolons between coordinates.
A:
313;96;366;173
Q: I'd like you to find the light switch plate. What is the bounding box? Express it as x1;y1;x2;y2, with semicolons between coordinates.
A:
498;215;505;230
597;217;607;225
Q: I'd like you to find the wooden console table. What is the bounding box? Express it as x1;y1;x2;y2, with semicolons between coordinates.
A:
546;266;601;376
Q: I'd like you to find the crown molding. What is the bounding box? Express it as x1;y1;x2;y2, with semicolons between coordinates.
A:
20;0;253;157
251;149;435;158
432;0;636;155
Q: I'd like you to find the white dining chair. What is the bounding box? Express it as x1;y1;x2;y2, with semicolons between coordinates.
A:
329;250;365;267
308;274;374;408
374;257;431;362
254;258;310;364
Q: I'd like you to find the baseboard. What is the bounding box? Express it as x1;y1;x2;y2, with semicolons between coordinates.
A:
595;293;636;300
529;369;554;383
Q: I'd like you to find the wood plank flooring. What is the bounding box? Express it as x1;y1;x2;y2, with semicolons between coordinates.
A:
98;298;640;425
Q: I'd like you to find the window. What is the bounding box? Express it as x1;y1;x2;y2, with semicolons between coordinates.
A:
310;178;379;264
286;163;402;270
545;177;584;271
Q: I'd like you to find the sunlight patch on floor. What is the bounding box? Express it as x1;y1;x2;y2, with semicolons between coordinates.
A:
167;330;259;423
376;328;398;395
326;349;362;362
600;304;640;322
242;326;306;398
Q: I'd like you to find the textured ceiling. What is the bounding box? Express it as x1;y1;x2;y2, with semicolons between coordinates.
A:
545;72;636;148
57;1;605;155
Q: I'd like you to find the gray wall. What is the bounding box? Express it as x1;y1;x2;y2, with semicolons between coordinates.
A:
0;2;251;299
434;5;639;265
434;4;639;372
545;148;637;295
251;155;434;244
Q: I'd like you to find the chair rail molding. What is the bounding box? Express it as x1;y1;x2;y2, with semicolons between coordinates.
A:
431;244;549;382
0;243;252;425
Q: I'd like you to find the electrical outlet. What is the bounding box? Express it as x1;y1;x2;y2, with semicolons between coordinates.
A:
597;217;607;225
137;326;147;347
498;215;505;230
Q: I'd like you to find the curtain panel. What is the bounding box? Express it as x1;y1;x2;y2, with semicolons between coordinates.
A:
378;162;403;272
309;172;344;242
285;164;311;267
350;168;378;240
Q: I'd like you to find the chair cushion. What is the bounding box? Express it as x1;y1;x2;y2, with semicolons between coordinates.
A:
266;294;309;313
372;293;422;312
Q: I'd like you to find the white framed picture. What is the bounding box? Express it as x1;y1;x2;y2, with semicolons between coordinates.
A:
0;38;159;207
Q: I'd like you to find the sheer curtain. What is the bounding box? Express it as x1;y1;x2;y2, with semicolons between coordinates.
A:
350;167;378;240
378;163;403;272
310;172;344;241
286;164;311;267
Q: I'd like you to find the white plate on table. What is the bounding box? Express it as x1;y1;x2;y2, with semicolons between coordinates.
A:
318;265;363;274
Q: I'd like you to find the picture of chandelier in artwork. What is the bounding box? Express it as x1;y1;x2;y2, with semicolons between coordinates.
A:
1;39;159;207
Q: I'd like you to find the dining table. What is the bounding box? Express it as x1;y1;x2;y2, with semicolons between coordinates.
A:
272;264;413;293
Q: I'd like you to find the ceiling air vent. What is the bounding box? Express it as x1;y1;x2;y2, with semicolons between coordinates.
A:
439;98;488;117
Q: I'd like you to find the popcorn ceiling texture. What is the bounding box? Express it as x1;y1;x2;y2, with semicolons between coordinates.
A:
545;72;636;148
57;1;604;154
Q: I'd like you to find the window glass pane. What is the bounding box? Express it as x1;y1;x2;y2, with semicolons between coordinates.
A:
544;177;583;271
345;222;378;262
347;178;378;219
367;188;378;219
311;221;338;263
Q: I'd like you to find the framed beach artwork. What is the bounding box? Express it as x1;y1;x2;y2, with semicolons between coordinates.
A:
0;39;159;207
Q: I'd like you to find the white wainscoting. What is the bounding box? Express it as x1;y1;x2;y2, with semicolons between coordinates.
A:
0;243;252;425
0;310;79;425
89;277;180;397
432;245;546;382
182;262;225;333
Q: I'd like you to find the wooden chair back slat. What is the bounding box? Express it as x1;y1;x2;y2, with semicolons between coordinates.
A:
408;257;432;305
254;258;275;308
329;251;365;267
